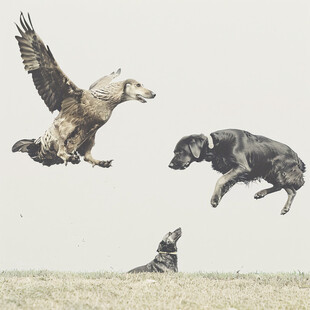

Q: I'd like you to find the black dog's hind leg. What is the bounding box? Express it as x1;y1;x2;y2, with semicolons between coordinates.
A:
211;167;250;208
254;186;281;199
281;188;296;215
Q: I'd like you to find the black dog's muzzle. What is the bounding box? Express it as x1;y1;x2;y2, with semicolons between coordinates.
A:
168;161;190;170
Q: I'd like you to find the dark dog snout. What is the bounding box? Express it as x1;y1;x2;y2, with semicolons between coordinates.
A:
150;91;156;98
169;159;189;170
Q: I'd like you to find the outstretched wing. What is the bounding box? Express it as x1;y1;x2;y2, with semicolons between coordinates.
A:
89;68;121;90
15;13;82;112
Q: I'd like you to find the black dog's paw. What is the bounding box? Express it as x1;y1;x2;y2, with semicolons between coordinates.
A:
280;207;289;215
98;160;113;168
211;195;220;208
254;190;266;200
68;154;80;164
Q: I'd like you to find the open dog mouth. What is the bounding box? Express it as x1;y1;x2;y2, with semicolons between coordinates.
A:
181;162;190;169
136;91;156;103
136;94;147;103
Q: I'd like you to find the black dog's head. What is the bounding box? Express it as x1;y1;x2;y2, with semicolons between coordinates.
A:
157;227;182;253
169;134;214;170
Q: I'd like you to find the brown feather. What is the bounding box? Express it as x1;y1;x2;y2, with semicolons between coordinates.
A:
16;12;82;112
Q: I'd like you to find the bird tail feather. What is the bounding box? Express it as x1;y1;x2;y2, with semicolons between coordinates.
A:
12;139;36;153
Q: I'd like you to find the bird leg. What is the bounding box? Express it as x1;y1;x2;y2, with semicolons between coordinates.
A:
78;133;112;168
57;144;80;165
84;151;113;168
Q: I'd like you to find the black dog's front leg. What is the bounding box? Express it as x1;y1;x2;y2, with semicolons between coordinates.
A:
211;167;249;208
254;186;281;199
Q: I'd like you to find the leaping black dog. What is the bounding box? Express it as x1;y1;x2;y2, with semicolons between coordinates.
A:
169;129;305;215
128;228;182;273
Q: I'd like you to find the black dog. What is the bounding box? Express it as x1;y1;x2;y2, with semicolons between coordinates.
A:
128;228;182;273
169;129;305;215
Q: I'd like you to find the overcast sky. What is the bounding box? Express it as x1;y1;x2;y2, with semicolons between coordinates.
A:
1;0;310;273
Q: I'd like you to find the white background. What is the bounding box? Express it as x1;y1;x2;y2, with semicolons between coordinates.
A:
1;0;309;273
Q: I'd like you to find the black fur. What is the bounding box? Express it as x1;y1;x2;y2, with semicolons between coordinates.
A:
169;129;305;215
128;228;182;273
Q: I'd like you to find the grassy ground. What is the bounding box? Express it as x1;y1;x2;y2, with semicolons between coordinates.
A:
0;271;309;309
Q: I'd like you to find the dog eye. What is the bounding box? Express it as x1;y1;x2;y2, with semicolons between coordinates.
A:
136;84;141;87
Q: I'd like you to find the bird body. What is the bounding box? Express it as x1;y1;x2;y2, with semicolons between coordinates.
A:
12;13;156;167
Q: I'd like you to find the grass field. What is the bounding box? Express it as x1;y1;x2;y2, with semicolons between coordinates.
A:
0;271;309;309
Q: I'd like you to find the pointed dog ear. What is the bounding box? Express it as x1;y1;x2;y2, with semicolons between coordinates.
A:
162;233;170;241
188;138;202;159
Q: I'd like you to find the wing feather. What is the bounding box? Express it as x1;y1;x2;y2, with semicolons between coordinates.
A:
15;12;82;112
89;68;121;90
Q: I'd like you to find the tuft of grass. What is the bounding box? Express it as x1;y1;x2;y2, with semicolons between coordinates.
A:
0;271;309;309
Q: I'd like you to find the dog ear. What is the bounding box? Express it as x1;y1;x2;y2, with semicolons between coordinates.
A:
162;233;170;241
124;80;133;91
188;138;202;159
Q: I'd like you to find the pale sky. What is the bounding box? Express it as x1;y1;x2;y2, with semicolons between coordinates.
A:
1;0;310;273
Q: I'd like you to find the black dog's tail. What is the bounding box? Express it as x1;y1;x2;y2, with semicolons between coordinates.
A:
286;156;306;191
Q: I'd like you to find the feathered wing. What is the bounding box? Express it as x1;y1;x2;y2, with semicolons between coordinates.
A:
89;68;121;90
15;13;83;112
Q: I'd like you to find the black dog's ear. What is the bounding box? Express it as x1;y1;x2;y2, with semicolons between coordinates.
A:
157;240;165;252
188;138;202;159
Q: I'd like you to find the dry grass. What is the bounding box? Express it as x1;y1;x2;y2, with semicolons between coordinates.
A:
0;271;310;309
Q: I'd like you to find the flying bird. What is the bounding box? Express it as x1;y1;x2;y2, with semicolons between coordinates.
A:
12;13;156;167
